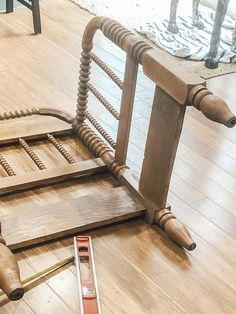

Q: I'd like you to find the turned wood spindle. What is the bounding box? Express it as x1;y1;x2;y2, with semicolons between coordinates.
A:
47;134;76;164
74;17;198;250
73;123;124;177
75;51;91;124
19;138;46;170
89;52;123;89
85;112;116;149
0;107;39;121
0;223;24;301
87;83;120;120
0;154;16;176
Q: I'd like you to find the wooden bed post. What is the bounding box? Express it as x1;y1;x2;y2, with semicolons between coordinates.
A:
138;87;196;250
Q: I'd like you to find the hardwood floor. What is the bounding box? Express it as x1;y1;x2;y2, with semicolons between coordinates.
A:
1;0;236;313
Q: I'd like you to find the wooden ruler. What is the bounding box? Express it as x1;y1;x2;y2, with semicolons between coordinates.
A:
74;236;101;314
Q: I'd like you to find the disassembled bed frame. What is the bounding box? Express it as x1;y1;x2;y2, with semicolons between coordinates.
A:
0;16;235;301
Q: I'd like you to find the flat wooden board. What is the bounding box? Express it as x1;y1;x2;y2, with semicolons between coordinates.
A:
0;158;107;195
1;186;145;250
0;115;72;144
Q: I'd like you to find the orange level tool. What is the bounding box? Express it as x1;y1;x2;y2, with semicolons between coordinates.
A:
74;236;101;314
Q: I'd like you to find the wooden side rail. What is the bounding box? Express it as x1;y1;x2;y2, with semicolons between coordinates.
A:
0;107;74;124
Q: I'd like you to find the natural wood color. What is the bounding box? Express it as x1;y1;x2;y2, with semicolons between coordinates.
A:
188;85;236;127
1;1;236;312
47;134;77;164
19;138;47;170
137;86;196;249
0;255;73;299
141;48;204;104
89;52;123;90
38;108;75;124
2;187;144;250
115;56;138;164
0;115;73;145
0;154;16;177
74;15;232;252
139;86;186;208
0;158;107;195
0;9;234;261
0;224;24;301
87;83;120;120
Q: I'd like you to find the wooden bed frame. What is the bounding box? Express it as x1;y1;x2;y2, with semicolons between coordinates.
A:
0;17;235;254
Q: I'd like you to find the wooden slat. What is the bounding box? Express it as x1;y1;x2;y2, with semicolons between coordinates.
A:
1;186;145;250
0;115;72;145
115;56;139;164
0;158;107;194
139;86;186;209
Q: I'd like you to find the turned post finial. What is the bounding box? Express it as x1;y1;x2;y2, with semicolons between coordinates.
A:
154;209;196;251
0;223;24;301
188;85;236;128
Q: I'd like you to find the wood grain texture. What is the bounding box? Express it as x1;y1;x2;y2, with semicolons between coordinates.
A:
0;115;72;145
0;0;236;312
2;187;144;250
0;158;106;195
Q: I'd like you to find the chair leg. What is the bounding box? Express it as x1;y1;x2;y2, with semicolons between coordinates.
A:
205;0;230;69
232;22;236;53
6;0;14;13
31;0;41;34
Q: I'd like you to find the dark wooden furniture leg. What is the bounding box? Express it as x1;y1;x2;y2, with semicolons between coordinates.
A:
31;0;41;34
9;0;42;34
6;0;14;13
